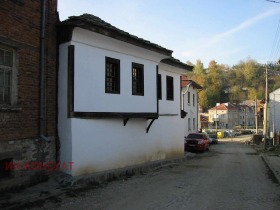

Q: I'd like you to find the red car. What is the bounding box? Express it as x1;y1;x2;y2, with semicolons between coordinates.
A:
184;133;210;152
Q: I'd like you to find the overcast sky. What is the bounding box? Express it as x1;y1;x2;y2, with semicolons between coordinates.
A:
58;0;280;67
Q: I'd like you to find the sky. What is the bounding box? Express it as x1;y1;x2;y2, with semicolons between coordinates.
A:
58;0;280;67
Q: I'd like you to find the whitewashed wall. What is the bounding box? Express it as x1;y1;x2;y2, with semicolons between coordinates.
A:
58;43;73;172
269;88;280;134
68;116;184;176
158;66;182;115
183;85;198;136
72;28;164;113
58;28;186;176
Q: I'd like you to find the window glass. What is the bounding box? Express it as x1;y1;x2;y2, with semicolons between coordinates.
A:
0;71;3;86
166;76;174;100
105;57;120;94
157;74;162;100
0;47;13;105
132;63;144;96
0;49;4;65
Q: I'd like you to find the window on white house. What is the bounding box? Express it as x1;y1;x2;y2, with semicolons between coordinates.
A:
132;63;144;96
0;47;13;105
105;57;120;94
166;76;174;100
193;94;195;106
157;74;162;100
193;118;195;130
188;118;191;131
187;91;190;104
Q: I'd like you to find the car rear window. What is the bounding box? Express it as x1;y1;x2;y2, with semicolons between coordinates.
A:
187;134;203;139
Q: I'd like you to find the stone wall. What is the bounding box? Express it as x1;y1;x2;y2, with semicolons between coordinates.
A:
0;137;56;191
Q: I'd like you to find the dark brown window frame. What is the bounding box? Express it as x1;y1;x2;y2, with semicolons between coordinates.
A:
132;62;144;96
0;47;13;105
105;57;120;94
157;74;162;100
193;93;195;106
166;76;174;101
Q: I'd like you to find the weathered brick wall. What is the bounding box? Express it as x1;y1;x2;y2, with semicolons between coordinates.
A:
0;0;58;190
0;0;57;140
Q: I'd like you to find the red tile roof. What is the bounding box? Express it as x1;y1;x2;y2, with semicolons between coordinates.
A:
209;103;239;111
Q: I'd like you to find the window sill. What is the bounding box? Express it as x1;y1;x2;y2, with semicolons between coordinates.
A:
0;106;22;112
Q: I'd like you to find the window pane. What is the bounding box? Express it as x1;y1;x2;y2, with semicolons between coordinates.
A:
0;71;4;86
166;76;173;100
157;74;162;100
105;57;120;94
0;49;4;65
5;71;11;86
132;64;144;95
5;51;12;66
0;87;3;103
4;87;10;103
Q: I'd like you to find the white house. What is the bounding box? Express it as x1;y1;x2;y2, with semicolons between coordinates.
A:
269;88;280;136
57;14;193;176
181;78;202;136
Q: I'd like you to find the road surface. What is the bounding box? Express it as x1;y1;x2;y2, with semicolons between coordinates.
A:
35;139;280;210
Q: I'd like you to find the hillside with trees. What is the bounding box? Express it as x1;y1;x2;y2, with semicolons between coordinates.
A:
187;58;280;112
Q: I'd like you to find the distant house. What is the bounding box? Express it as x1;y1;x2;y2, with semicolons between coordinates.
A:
57;14;193;176
199;113;209;130
0;0;58;190
242;99;264;130
208;102;255;130
181;77;202;136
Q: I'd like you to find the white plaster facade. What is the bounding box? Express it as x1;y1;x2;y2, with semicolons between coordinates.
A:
182;84;200;136
269;88;280;134
58;22;192;176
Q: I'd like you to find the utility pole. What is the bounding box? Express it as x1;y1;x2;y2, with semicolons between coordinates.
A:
255;96;258;134
273;93;275;146
215;105;218;133
263;65;268;149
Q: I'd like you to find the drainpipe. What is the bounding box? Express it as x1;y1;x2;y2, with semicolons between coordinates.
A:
40;0;49;142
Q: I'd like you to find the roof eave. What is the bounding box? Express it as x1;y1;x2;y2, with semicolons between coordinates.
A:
57;22;173;56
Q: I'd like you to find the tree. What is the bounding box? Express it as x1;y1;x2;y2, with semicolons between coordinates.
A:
186;57;280;111
193;59;205;75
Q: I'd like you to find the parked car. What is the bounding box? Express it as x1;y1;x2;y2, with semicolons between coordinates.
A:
206;134;218;144
184;133;210;152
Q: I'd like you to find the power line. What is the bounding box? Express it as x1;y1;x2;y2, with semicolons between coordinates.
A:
268;19;280;64
265;0;280;3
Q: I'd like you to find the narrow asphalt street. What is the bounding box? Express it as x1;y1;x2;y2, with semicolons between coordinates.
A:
31;139;280;210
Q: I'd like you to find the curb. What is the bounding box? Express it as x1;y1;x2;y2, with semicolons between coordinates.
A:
260;155;280;185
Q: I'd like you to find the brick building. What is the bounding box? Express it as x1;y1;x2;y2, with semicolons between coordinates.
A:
0;0;58;191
